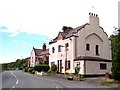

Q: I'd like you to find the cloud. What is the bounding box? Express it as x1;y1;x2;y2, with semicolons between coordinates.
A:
0;26;7;30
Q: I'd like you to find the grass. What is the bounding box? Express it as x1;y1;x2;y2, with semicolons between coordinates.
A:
101;78;119;86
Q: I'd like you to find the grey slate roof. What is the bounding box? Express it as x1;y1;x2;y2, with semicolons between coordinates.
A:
65;23;89;38
40;49;49;55
33;47;42;56
50;23;89;43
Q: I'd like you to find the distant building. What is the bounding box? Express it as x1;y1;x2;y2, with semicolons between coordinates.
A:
29;43;49;67
49;13;112;75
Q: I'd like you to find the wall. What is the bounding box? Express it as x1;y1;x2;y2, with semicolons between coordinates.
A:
85;61;112;75
49;37;75;73
30;49;35;67
76;14;111;60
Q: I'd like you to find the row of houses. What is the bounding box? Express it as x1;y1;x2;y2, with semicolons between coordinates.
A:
28;12;112;76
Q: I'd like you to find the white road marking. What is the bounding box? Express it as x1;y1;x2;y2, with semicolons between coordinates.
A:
10;71;19;89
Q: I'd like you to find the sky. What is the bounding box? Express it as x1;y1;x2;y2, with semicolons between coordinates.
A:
0;0;119;63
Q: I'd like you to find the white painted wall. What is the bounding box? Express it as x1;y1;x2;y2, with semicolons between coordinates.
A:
30;48;35;67
49;13;112;74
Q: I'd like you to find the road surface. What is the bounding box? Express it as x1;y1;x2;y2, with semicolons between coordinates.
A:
1;71;119;90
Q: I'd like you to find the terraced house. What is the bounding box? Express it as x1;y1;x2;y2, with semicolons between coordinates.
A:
49;13;112;76
28;43;49;67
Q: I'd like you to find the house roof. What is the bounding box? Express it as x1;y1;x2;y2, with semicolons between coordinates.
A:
49;23;89;44
74;56;112;62
40;49;49;55
33;47;42;56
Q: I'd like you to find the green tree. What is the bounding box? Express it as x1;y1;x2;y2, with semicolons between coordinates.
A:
111;29;120;81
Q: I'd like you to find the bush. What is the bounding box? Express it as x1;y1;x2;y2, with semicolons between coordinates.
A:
31;70;35;74
64;71;69;75
55;70;59;74
24;67;29;72
51;64;57;72
34;64;49;72
28;68;34;73
74;67;80;75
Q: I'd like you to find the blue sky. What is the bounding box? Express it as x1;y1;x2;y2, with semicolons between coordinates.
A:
0;26;50;63
0;0;119;63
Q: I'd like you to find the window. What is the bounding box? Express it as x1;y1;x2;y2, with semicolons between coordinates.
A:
86;43;90;51
58;45;61;52
65;43;69;51
51;62;55;66
100;63;107;70
95;45;99;55
52;47;55;53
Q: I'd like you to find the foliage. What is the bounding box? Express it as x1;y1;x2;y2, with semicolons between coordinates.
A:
28;68;34;73
2;58;29;71
101;79;118;85
110;29;120;81
64;71;69;75
74;67;80;75
51;64;57;72
31;70;35;74
34;64;49;72
24;67;29;72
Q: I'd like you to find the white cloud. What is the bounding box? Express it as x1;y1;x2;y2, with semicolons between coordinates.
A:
0;0;119;38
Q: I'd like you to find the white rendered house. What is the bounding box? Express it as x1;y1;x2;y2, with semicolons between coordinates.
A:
49;13;112;75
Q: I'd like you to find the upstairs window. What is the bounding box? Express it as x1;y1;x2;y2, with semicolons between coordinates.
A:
86;43;90;51
65;43;69;51
58;45;61;52
52;47;55;53
95;45;99;55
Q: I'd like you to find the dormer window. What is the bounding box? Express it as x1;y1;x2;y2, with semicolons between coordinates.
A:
52;47;55;53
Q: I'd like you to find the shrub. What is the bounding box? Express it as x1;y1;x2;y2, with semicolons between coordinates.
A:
74;67;80;75
55;70;59;74
64;71;69;75
28;68;34;73
24;67;29;72
34;64;49;72
31;70;35;74
51;64;57;72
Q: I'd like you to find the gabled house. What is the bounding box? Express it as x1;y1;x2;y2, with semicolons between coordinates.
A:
49;13;112;76
29;43;49;67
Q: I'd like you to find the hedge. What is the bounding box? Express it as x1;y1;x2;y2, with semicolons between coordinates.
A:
34;64;49;72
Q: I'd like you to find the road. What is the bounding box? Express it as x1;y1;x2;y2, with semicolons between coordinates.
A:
1;71;119;90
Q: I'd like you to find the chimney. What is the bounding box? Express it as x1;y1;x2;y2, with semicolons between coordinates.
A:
42;43;46;51
62;26;73;32
89;12;99;26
